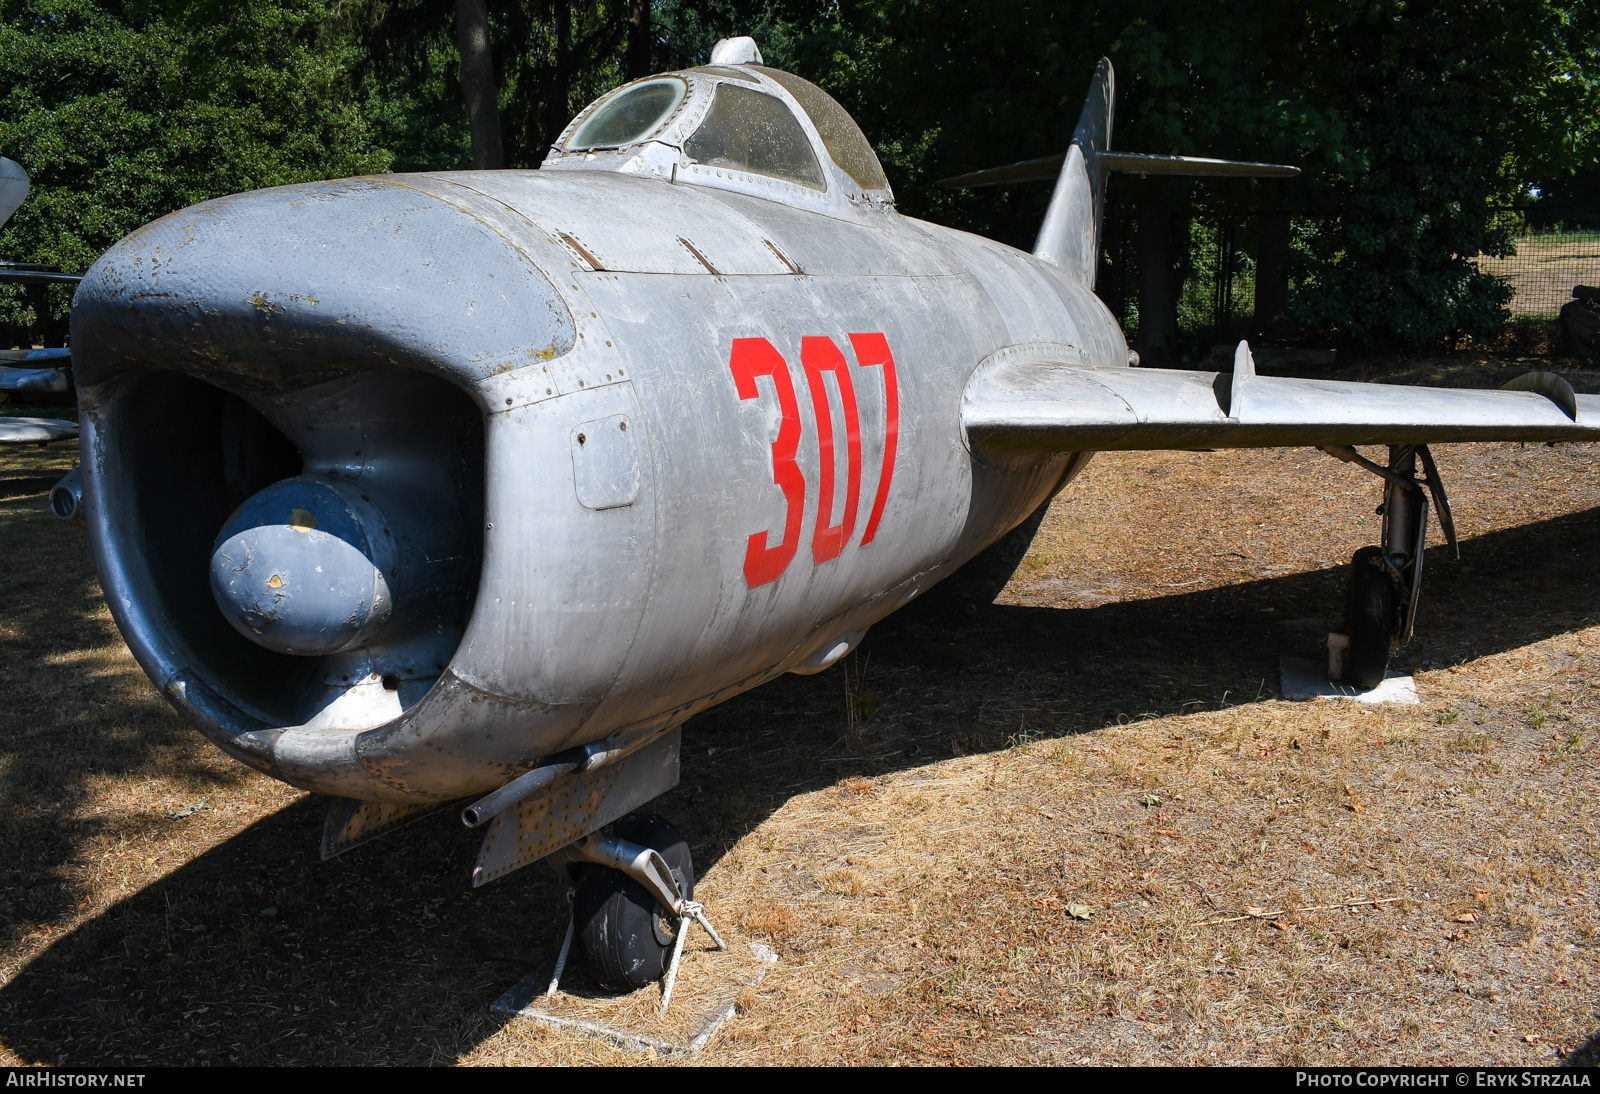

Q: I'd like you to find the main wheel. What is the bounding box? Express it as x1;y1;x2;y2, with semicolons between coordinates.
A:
1345;546;1397;689
574;813;694;991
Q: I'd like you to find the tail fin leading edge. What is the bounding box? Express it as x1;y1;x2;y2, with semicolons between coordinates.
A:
1033;57;1114;287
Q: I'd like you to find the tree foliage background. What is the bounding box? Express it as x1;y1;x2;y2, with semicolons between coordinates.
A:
2;0;1597;349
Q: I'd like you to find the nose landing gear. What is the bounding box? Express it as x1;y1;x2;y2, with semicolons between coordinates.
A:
1321;444;1458;688
545;813;728;1012
573;813;696;991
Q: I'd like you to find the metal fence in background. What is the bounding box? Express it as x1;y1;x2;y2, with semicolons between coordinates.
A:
1104;206;1600;342
1099;212;1264;347
1477;211;1600;321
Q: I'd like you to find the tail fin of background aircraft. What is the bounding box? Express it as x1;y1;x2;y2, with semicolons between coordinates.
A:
1032;58;1115;288
0;157;29;231
947;60;1298;289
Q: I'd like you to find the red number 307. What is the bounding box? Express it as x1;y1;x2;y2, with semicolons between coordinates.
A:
729;334;899;588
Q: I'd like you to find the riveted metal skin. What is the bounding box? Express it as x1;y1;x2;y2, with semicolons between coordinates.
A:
471;731;681;886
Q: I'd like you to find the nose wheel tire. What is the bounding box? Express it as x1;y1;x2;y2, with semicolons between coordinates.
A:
1345;546;1397;689
574;813;694;991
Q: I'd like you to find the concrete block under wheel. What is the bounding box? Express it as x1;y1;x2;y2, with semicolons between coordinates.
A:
491;939;777;1056
1279;655;1419;705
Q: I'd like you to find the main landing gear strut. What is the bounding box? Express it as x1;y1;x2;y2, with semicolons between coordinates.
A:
1320;444;1459;689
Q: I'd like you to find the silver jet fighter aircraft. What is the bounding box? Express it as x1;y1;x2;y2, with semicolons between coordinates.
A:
67;38;1600;991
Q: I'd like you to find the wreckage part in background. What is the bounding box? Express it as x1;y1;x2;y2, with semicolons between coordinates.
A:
0;363;72;404
0;416;76;446
0;267;82;285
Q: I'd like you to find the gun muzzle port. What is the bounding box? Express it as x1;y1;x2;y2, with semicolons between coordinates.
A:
49;468;83;525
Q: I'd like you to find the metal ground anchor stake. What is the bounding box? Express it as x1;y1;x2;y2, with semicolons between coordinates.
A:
659;899;728;1016
545;888;576;999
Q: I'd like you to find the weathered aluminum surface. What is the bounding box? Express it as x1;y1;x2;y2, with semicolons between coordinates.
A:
1034;59;1112;286
63;54;1589;825
462;748;586;827
321;797;449;859
472;729;680;886
563;830;684;912
0;348;71;364
571;414;641;510
0;416;76;445
708;36;763;65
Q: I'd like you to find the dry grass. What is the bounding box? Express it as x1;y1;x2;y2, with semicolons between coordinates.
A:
3;357;1600;1065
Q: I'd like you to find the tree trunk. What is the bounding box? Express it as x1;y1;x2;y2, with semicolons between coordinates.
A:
626;0;652;80
546;0;572;151
1137;200;1179;368
455;0;504;170
1253;211;1291;335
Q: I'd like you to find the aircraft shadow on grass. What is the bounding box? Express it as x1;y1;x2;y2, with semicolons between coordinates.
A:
2;507;1598;1064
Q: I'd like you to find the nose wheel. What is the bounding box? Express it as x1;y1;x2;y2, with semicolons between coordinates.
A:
543;811;728;1012
574;813;695;991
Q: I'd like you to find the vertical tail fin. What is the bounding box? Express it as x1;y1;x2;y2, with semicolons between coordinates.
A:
1033;58;1114;287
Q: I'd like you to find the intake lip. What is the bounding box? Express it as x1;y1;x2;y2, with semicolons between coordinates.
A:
71;174;577;396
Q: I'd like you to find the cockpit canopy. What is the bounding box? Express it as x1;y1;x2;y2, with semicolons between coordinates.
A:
542;55;892;210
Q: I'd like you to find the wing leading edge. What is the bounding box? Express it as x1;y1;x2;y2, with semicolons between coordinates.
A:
963;342;1600;459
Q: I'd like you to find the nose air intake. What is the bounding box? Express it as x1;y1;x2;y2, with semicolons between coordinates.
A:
67;176;535;740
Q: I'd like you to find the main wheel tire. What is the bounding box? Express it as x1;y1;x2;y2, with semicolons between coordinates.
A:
574;813;694;991
1345;546;1397;689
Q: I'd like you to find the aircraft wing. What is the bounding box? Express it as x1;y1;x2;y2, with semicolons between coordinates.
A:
0;416;77;445
964;342;1600;457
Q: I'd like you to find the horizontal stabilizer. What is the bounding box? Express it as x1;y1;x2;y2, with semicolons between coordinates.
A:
963;342;1600;458
938;151;1299;190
